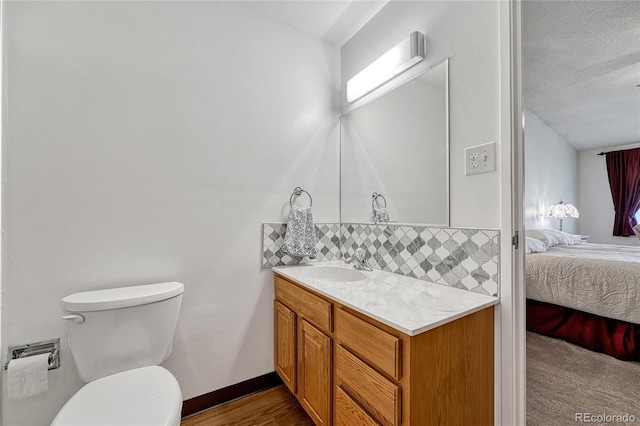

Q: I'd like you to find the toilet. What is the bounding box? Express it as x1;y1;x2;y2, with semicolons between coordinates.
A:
51;282;185;426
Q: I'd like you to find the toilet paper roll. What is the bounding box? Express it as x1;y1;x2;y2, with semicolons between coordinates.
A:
7;353;50;400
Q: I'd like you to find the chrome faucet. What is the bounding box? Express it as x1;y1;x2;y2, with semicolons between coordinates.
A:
346;248;373;271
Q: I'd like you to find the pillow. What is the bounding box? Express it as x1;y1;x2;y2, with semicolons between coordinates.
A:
525;236;548;254
634;224;640;240
526;229;583;247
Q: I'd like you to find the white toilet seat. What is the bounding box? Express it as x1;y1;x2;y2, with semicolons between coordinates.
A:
51;366;182;426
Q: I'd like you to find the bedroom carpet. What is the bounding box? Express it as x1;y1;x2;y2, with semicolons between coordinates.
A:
527;331;640;426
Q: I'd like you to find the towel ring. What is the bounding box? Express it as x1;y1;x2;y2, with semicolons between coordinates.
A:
372;192;387;209
290;186;313;208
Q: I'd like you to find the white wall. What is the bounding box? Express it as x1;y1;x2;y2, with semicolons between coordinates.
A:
579;143;640;246
1;2;340;425
523;108;579;234
341;1;501;229
525;105;640;244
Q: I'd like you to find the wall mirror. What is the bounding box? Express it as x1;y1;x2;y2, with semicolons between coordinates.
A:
340;59;449;225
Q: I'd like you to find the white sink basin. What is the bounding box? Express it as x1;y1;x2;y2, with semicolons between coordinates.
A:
303;266;367;283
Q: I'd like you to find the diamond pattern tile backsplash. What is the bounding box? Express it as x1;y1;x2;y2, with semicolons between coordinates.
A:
340;224;499;296
262;222;499;296
262;223;342;268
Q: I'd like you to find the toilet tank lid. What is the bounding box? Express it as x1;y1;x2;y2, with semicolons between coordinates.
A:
62;282;184;312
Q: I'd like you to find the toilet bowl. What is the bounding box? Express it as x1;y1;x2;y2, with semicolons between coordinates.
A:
54;282;185;426
51;366;182;426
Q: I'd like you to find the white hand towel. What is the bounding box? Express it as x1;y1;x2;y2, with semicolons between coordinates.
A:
282;206;317;259
7;353;49;400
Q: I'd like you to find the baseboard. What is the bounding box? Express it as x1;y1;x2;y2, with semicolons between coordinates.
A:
181;371;283;418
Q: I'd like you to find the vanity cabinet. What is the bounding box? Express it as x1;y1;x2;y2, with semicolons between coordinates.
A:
274;273;494;426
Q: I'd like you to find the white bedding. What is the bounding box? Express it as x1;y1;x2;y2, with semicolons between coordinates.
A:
526;243;640;324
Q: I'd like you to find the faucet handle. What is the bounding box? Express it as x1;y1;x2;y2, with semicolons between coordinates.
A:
354;248;366;261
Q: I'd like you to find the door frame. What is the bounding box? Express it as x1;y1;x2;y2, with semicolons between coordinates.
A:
498;0;526;424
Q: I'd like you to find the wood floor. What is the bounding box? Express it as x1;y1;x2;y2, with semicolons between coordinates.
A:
181;385;314;426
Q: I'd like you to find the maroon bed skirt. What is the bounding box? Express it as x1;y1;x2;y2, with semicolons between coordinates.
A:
527;299;640;361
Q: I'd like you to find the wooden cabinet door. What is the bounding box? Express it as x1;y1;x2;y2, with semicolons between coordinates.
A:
274;301;297;394
298;319;332;425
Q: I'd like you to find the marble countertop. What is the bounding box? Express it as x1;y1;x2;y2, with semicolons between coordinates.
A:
272;260;498;336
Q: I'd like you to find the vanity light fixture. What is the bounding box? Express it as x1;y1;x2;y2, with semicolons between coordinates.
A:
345;31;425;103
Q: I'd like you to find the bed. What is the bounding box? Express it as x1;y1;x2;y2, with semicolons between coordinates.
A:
525;236;640;361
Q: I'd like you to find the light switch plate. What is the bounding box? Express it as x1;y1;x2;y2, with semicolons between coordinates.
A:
465;141;496;175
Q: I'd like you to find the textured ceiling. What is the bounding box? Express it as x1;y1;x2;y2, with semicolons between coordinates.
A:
523;0;640;152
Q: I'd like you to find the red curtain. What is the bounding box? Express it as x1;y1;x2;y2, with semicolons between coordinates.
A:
605;148;640;236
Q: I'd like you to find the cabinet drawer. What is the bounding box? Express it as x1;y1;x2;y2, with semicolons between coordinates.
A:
275;276;332;333
336;308;401;380
335;385;381;426
335;345;401;426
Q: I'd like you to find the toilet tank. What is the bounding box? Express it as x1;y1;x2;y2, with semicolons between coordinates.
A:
62;282;184;382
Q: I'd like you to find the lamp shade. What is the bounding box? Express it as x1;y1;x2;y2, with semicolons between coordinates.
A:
544;200;579;220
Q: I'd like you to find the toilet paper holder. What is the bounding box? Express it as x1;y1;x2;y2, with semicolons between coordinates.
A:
2;338;60;371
